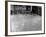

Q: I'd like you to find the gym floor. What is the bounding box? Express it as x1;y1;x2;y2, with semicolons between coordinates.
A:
10;14;42;32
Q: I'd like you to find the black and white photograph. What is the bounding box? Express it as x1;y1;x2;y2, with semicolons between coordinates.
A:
6;1;45;35
10;5;42;32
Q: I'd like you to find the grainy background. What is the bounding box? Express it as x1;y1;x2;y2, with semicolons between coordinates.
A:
10;5;42;32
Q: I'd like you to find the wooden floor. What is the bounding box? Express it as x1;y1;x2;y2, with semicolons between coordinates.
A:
10;14;42;32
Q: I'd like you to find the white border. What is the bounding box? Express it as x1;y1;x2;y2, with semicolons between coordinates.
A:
8;2;44;35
